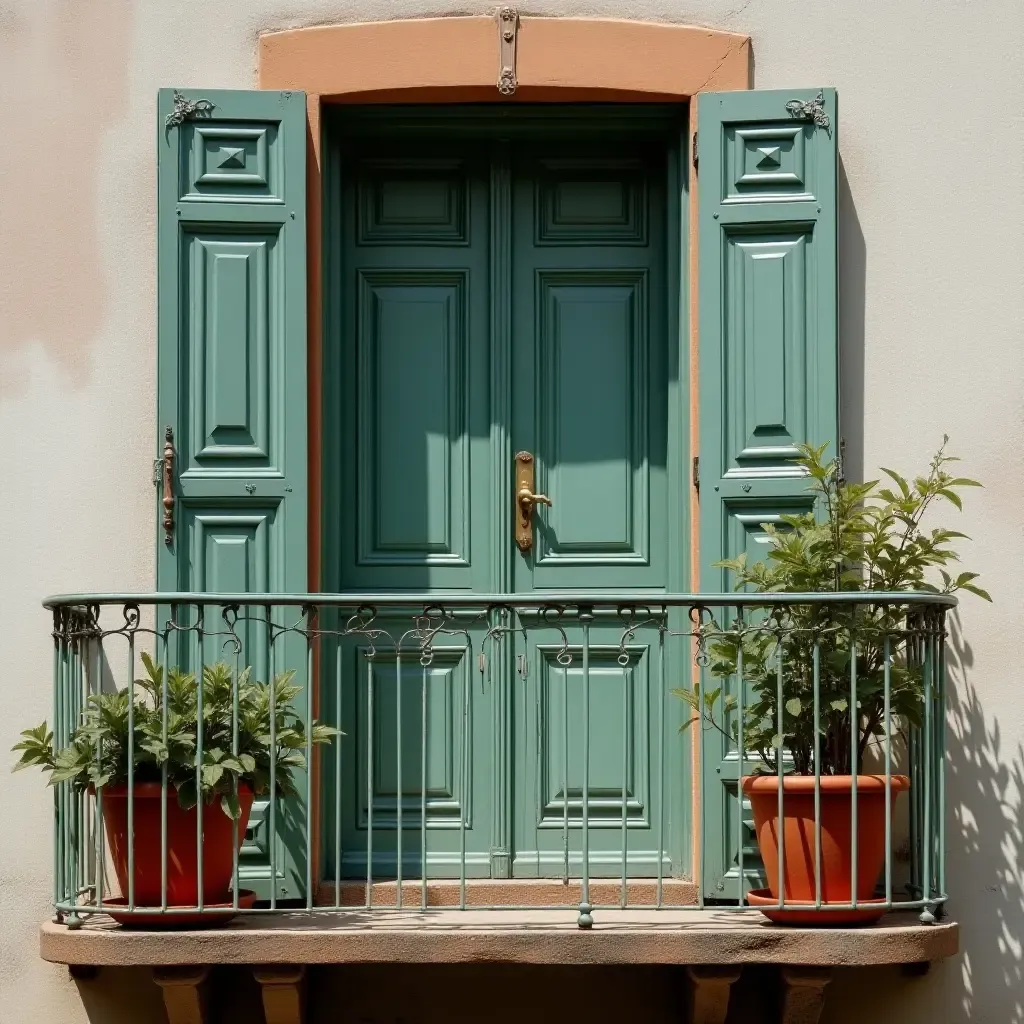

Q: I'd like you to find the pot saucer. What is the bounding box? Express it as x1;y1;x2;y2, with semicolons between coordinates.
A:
744;888;887;926
101;889;257;928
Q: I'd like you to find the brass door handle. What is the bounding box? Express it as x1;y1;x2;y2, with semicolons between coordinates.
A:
515;452;551;553
518;487;552;511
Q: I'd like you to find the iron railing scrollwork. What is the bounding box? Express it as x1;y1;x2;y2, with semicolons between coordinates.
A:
43;591;951;928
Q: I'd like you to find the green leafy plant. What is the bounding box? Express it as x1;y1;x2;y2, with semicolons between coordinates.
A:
12;654;338;818
672;438;989;776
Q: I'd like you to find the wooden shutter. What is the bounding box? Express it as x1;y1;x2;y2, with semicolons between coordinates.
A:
156;89;308;900
697;89;839;899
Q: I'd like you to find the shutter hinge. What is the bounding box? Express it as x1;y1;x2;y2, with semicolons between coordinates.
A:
161;426;175;546
692;455;700;492
692;131;699;171
836;438;846;485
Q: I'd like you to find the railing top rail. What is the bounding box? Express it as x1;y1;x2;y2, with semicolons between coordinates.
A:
43;590;958;610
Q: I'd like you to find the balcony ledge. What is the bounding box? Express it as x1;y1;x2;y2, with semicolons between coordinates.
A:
41;908;958;968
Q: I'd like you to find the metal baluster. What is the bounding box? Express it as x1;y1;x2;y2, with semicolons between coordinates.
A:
883;631;892;907
578;608;593;928
93;632;105;912
161;607;171;911
195;610;204;914
421;657;428;911
776;637;785;912
396;649;403;910
696;613;706;911
849;636;858;910
562;635;569;887
231;606;240;912
366;654;374;909
920;622;935;923
127;625;136;912
737;612;746;908
305;610;314;912
814;639;822;909
656;618;665;909
67;634;81;925
620;643;629;908
51;614;62;916
936;613;947;912
267;605;277;911
459;640;469;910
334;635;343;909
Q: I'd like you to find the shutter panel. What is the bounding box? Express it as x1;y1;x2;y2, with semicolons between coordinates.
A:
697;89;838;899
156;89;308;901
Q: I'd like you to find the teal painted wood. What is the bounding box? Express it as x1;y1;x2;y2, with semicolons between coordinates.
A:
328;136;496;880
323;112;688;885
156;88;308;902
510;140;685;878
697;88;839;900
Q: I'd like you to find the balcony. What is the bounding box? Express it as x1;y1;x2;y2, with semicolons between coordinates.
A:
35;592;958;1024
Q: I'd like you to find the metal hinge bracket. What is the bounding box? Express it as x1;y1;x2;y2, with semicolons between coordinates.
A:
497;7;519;96
161;426;175;546
692;131;698;170
692;456;700;492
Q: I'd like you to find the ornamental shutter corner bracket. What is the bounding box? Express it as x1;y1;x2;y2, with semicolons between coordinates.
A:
785;90;831;134
496;7;519;96
165;90;215;128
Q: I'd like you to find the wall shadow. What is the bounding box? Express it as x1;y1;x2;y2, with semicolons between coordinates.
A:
824;613;1024;1023
942;614;1024;1020
837;153;866;483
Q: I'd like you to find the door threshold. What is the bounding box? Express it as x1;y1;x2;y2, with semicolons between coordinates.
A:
316;878;698;907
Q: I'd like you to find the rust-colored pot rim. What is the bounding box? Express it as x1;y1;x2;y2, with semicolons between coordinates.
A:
93;782;255;799
741;774;909;794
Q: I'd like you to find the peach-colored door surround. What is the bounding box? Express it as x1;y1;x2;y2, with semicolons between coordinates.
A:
257;15;751;888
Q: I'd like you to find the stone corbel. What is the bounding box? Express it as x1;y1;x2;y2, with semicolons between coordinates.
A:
685;965;742;1024
253;965;307;1024
780;966;833;1024
152;965;211;1024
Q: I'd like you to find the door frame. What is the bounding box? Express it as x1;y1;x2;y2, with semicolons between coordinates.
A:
320;105;688;881
257;17;753;890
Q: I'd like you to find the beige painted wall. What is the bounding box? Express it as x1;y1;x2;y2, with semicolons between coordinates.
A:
1;1;1021;1021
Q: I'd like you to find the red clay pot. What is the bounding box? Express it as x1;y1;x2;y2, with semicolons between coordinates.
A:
100;783;253;907
741;774;909;909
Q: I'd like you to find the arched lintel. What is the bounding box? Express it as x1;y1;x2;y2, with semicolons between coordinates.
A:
258;16;751;97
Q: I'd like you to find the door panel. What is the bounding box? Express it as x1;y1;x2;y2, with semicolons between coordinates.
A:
338;145;492;593
329;141;496;877
512;150;668;592
334;621;493;880
509;145;679;877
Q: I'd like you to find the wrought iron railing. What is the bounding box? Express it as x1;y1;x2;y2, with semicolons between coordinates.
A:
42;592;951;928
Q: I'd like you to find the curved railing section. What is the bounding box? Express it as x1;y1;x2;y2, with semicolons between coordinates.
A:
41;592;952;928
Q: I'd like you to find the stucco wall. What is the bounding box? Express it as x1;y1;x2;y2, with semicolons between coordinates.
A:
1;1;1022;1022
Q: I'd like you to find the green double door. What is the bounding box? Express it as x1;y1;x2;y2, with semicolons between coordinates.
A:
326;116;686;880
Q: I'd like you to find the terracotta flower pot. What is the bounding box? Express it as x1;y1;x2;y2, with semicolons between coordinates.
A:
741;774;909;920
100;783;254;908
